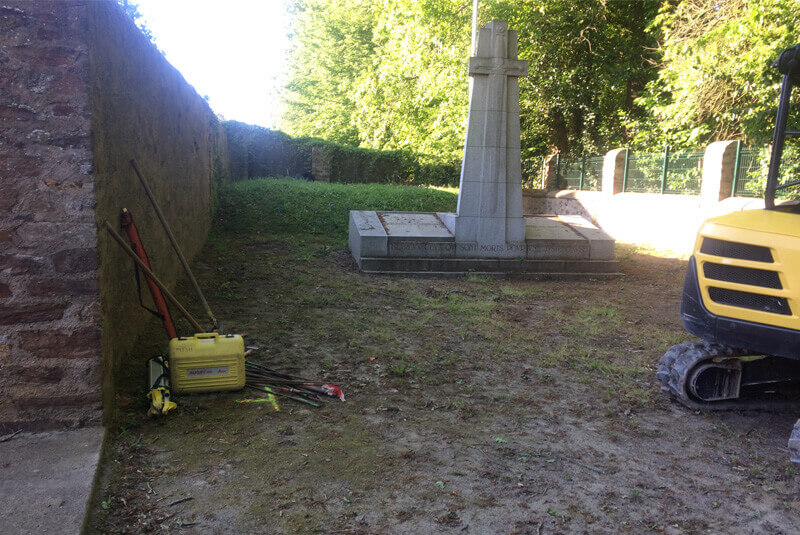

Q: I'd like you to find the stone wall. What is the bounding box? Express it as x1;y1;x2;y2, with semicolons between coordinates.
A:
88;0;229;425
0;0;230;430
0;1;101;430
523;190;764;254
525;141;764;254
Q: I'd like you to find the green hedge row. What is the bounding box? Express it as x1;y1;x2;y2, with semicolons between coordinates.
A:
223;121;459;187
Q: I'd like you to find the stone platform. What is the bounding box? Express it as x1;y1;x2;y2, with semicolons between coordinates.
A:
349;211;620;278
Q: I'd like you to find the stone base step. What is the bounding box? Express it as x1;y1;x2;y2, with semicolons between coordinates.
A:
358;257;620;278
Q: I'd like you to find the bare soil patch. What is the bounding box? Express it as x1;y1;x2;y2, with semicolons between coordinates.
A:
88;239;800;534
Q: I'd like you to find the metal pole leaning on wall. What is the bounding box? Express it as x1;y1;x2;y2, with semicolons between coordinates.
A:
660;145;670;194
129;159;218;331
103;220;204;332
731;140;743;197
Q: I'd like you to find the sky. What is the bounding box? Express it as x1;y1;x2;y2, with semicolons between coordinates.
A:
134;0;293;128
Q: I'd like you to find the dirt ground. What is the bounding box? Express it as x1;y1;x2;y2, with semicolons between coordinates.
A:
88;238;800;535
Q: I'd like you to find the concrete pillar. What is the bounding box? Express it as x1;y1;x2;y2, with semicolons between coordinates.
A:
700;141;739;203
311;146;332;182
542;154;559;190
602;149;627;196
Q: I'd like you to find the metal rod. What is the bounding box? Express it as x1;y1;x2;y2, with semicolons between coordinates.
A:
731;140;742;198
103;220;204;332
120;208;178;340
661;145;670;194
622;149;629;193
765;74;794;209
129;159;218;330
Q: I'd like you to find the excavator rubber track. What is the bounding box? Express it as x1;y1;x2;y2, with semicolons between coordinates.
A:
657;341;747;410
658;340;800;410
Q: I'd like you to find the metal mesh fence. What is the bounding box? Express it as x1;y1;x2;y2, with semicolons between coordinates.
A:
521;157;544;189
519;145;798;197
624;152;662;193
733;147;767;197
733;145;800;198
624;150;703;194
561;158;582;189
560;156;603;191
665;150;704;194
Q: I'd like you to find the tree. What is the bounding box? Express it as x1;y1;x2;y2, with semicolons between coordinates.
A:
281;0;471;161
486;0;660;157
632;0;800;150
281;0;377;146
118;0;155;42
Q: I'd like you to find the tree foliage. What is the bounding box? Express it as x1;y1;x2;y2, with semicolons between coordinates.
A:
632;0;799;150
486;0;659;156
281;0;470;161
280;0;799;161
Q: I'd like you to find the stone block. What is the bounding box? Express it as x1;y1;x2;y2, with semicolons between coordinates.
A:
4;364;64;384
0;283;10;298
602;149;627;196
27;277;99;297
557;215;615;260
387;240;456;258
349;210;388;260
22;392;102;410
0;303;67;325
19;326;101;359
0;254;45;275
790;419;800;464
506;217;526;242
455;239;527;258
0;187;19;210
379;212;452;238
15;222;96;249
437;212;455;234
524;217;590;259
701;141;738;203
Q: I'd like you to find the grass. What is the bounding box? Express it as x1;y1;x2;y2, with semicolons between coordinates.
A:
213;177;458;248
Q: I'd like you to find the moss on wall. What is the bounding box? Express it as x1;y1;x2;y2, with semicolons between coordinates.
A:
87;1;230;424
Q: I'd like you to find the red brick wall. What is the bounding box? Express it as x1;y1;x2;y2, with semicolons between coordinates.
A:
0;1;101;430
0;1;230;430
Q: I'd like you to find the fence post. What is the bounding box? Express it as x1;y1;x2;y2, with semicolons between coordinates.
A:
555;153;561;188
579;154;585;190
622;149;630;192
540;156;545;189
660;145;670;194
731;140;742;197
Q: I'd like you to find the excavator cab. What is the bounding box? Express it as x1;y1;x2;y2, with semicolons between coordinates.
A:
657;44;800;463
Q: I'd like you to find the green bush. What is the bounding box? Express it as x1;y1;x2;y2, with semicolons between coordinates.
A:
223;121;460;187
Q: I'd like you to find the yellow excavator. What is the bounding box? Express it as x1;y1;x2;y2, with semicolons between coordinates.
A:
657;44;800;463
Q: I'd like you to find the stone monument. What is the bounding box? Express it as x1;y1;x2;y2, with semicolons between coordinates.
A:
349;21;619;278
452;20;527;255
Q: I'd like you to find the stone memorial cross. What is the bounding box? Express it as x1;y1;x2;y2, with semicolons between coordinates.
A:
454;21;528;255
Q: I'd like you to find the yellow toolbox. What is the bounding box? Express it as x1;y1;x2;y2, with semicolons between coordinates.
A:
169;333;245;393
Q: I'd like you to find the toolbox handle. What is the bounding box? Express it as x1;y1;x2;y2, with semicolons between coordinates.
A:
195;333;219;342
